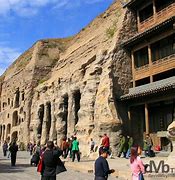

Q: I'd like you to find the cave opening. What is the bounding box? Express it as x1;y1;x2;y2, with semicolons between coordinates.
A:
63;95;68;135
14;89;20;108
46;102;52;140
73;90;81;125
37;104;44;136
12;111;18;127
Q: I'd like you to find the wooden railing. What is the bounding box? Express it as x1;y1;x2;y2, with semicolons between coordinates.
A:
138;3;175;32
134;54;175;80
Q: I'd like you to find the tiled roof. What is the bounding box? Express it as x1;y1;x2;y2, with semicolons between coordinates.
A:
120;76;175;100
121;16;175;49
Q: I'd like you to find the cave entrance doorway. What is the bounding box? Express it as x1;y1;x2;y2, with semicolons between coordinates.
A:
12;111;18;127
37;104;44;137
73;90;81;126
0;125;2;142
2;125;5;141
63;95;68;136
7;124;11;136
14;89;20;108
46;102;52;141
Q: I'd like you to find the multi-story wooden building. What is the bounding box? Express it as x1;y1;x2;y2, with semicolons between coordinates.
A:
121;0;175;150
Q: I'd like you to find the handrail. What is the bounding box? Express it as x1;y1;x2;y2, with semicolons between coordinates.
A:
139;2;175;32
135;54;175;73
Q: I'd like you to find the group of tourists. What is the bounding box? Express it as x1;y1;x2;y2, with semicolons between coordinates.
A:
117;134;154;159
2;140;18;166
94;133;154;180
1;132;156;180
60;136;80;162
29;135;80;167
117;134;134;158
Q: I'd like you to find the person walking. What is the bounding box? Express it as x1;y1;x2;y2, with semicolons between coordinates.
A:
144;134;153;157
29;142;34;155
130;147;145;180
94;147;115;180
90;138;95;153
31;141;41;166
66;138;72;158
60;137;68;159
126;136;133;158
2;140;8;157
9;141;18;166
102;134;110;150
72;137;80;162
41;141;62;180
118;134;127;158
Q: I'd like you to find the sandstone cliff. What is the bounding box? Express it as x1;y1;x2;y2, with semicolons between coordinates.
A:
0;1;136;155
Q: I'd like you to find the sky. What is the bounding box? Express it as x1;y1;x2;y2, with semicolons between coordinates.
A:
0;0;114;75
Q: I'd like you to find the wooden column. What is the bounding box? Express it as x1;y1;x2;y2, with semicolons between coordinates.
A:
131;52;136;87
145;103;149;134
148;45;153;83
128;108;131;134
137;10;140;32
153;0;156;17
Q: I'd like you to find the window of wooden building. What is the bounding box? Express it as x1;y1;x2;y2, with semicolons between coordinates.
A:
139;3;153;22
149;101;174;133
151;34;175;62
153;69;175;82
155;0;174;12
134;47;149;68
135;77;150;87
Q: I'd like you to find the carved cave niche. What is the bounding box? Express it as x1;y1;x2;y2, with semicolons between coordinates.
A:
46;102;52;139
14;89;20;108
62;94;69;136
37;104;44;136
12;111;18;127
7;124;11;135
73;90;81;126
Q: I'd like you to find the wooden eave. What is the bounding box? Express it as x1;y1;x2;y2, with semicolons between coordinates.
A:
120;76;175;100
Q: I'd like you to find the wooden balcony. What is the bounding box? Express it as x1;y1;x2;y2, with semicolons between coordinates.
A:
138;3;175;32
134;54;175;80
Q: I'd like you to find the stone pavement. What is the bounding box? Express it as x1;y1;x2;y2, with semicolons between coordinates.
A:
64;152;175;180
1;149;175;180
0;149;116;180
0;149;95;180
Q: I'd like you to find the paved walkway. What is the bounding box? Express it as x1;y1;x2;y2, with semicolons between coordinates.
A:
1;149;174;180
0;150;117;180
0;150;119;180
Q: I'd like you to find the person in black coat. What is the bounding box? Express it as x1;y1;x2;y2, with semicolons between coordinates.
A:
2;141;8;156
41;141;63;180
9;141;18;166
94;147;115;180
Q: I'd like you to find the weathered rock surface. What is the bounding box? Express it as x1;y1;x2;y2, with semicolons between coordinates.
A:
0;1;137;155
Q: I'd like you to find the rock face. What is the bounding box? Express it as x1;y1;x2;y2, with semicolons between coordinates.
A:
0;1;137;155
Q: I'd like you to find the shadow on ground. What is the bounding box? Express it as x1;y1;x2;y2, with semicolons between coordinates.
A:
0;159;32;174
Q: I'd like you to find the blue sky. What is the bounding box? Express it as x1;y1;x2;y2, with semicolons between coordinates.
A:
0;0;114;75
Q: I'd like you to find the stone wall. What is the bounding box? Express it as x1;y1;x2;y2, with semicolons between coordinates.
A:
0;1;137;155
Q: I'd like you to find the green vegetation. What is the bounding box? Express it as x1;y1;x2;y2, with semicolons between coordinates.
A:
106;10;121;39
38;76;49;84
106;26;116;38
